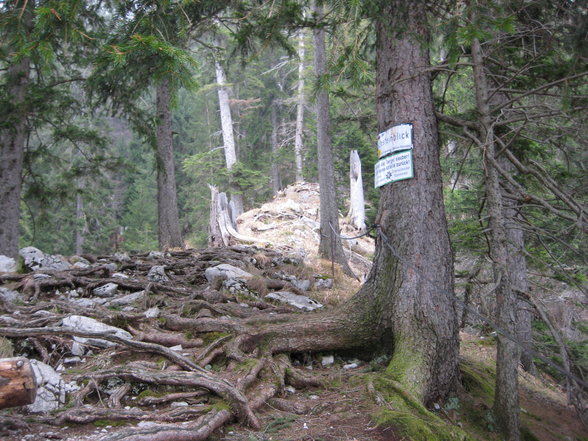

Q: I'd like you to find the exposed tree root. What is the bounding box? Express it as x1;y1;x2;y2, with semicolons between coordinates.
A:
0;246;381;440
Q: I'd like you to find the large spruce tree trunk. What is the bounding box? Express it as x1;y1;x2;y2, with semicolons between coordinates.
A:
155;79;184;250
472;37;521;441
312;1;354;278
364;0;459;405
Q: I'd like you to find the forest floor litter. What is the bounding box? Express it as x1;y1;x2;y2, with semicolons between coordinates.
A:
0;183;585;441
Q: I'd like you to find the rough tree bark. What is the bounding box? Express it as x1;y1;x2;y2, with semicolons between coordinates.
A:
155;79;184;250
294;27;306;183
0;6;31;259
471;36;521;441
215;58;244;218
366;0;459;405
348;150;366;231
312;1;354;278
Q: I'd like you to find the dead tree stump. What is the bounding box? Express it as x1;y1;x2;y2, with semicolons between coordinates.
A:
0;357;37;409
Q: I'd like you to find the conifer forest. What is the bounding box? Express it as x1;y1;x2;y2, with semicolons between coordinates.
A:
0;1;587;441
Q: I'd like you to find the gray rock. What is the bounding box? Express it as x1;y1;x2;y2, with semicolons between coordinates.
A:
114;252;130;262
0;255;17;273
105;291;144;307
71;297;108;308
265;291;323;311
343;363;359;369
314;277;334;290
0;287;21;304
204;264;253;283
92;283;119;297
321;355;334;366
61;315;132;348
19;246;71;271
27;360;65;413
292;279;311;292
148;265;169;283
112;272;129;279
148;251;164;259
170;401;189;408
71;341;85;356
144;307;160;318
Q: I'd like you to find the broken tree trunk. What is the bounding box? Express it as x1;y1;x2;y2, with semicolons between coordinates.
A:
0;357;37;409
208;186;270;248
348;150;366;231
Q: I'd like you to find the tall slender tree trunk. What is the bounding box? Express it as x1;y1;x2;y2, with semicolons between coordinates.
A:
294;28;306;183
0;21;31;259
500;156;535;374
270;100;282;195
312;0;353;278
472;37;520;441
74;183;87;255
155;79;183;250
215;59;244;219
367;0;459;405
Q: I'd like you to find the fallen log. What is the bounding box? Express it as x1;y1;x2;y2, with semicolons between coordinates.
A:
0;357;37;409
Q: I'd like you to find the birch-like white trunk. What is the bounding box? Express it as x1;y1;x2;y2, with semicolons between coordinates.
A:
348;150;366;231
294;28;306;183
215;59;243;219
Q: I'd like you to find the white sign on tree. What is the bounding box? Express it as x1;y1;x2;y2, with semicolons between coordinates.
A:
377;123;413;158
374;150;414;188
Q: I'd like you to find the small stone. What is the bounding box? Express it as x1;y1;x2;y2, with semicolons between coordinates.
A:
92;283;119;297
169;345;183;351
144;307;160;318
112;272;129;279
205;364;212;370
343;363;358;369
63;356;82;364
314;278;333;290
148;265;170;283
321;355;335;366
0;287;21;304
170;401;189;408
285;386;296;394
0;255;17;273
433;403;441;411
106;291;144;307
309;395;319;400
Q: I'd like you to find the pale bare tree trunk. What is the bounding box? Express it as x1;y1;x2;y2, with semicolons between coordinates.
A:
214;59;244;219
294;28;306;183
348;150;366;231
156;79;184;250
472;37;520;441
312;0;354;278
270;101;281;195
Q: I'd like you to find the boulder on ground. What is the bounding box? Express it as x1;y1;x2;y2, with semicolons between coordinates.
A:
19;247;71;272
